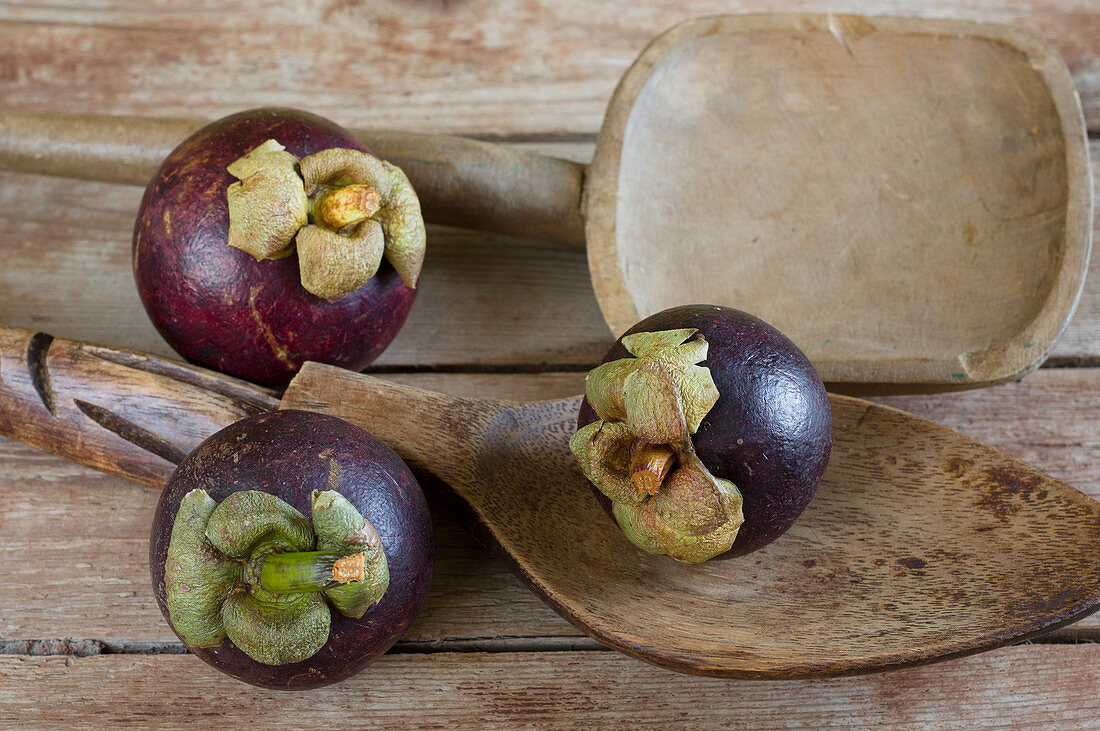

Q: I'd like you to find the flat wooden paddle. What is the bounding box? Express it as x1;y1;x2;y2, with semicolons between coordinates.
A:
1;324;1097;678
0;15;1090;393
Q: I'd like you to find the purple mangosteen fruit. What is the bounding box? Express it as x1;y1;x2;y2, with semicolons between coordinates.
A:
150;409;434;690
572;305;832;563
133;108;426;387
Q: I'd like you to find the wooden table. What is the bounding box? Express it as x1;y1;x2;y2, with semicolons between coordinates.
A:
1;2;1098;726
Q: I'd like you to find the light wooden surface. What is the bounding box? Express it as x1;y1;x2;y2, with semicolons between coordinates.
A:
0;1;1098;726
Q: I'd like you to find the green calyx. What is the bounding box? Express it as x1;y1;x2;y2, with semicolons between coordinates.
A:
569;329;744;564
164;488;389;666
226;139;426;300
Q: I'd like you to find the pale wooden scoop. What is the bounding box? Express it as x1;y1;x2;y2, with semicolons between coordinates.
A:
0;15;1089;392
1;325;1097;677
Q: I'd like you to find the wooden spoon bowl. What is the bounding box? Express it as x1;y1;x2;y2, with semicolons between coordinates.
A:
584;15;1093;390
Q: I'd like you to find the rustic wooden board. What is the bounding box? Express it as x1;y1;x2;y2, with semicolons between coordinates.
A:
1048;166;1100;366
1;138;1098;370
0;437;581;649
1;0;1098;721
2;368;1098;653
3;645;1100;727
0;2;1097;134
0;169;611;370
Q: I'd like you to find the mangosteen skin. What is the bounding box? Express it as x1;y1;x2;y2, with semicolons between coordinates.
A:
149;410;434;690
579;305;832;557
133;108;416;387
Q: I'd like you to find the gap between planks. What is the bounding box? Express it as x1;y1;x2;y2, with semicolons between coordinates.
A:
0;636;607;658
3;635;1097;659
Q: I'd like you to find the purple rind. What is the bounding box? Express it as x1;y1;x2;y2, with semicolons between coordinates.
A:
578;304;832;558
133;108;416;387
149;410;434;690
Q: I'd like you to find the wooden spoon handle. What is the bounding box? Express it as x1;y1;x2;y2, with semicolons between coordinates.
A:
0;109;587;246
364;130;586;247
0;110;201;186
0;325;278;488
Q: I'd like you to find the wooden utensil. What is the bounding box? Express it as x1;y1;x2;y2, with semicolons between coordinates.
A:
2;324;1097;678
0;15;1090;392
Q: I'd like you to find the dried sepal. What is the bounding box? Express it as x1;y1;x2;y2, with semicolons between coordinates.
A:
225;141;426;299
312;490;389;619
621;361;687;445
582;359;636;424
375;162;427;288
300;147;393;198
585;331;718;436
227;139;296;180
204;490;314;559
296;220;385;300
222;590;330;666
622;329;703;362
572;328;743;563
164;490;240;648
613;476;742;564
163;488;389;665
622;329;719;433
651;454;733;536
301;151;424;288
570;420;647;506
226;140;308;260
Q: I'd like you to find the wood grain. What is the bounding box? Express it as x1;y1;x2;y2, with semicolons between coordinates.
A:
0;325;277;487
2;369;1099;653
2;138;1098;372
281;363;1100;677
0;0;1097;722
0;1;1097;134
2;646;1100;727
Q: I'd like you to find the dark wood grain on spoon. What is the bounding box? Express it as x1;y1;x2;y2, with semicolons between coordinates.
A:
0;325;1097;678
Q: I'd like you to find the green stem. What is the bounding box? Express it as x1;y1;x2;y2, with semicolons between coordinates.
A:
255;550;362;594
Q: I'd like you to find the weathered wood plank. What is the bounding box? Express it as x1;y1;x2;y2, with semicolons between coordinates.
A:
1;368;1098;651
1;137;1099;369
2;645;1100;727
0;440;579;647
0;2;1097;133
0;169;612;369
1048;139;1100;365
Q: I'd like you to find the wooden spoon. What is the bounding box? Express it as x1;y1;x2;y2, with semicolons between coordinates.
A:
1;325;1097;678
0;15;1090;393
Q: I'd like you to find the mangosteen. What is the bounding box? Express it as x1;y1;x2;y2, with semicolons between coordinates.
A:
150;410;434;690
571;305;832;563
133;108;426;387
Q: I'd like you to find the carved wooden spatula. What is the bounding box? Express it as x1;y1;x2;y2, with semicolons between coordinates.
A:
0;15;1090;392
1;324;1097;678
